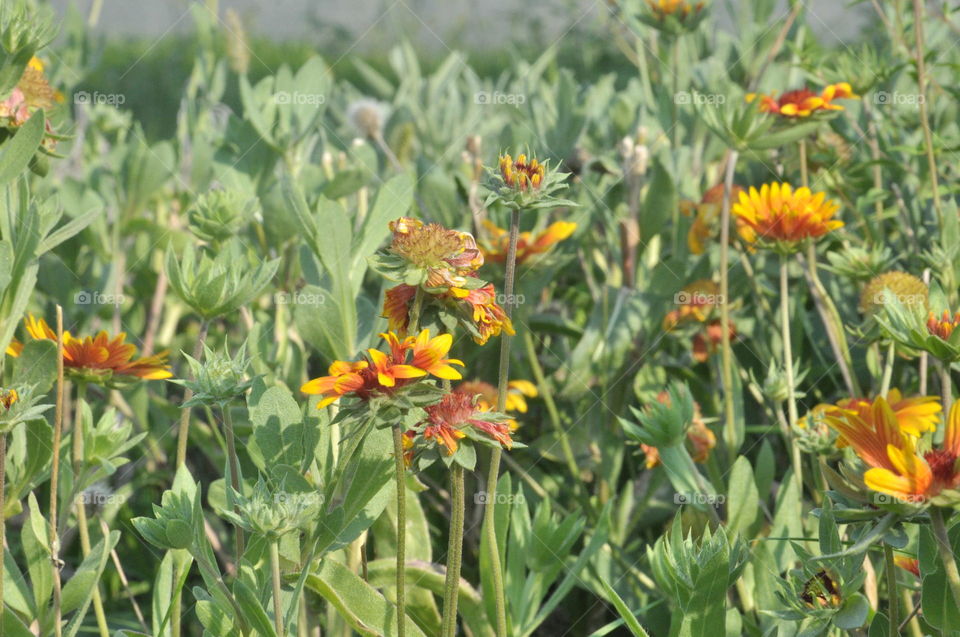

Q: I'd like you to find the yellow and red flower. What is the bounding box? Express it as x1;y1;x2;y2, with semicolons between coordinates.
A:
498;153;545;192
826;395;960;503
382;283;417;334
645;0;704;21
815;390;940;447
421;392;513;455
301;329;463;408
451;283;515;345
663;279;721;330
692;319;737;363
480;220;577;265
746;83;857;118
0;388;17;410
732;182;842;246
6;315;172;383
894;556;920;578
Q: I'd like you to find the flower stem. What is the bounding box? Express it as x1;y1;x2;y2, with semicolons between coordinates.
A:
929;507;960;610
485;208;521;637
719;150;739;460
222;402;245;560
779;255;803;487
392;426;407;637
72;382;111;637
176;318;210;467
440;464;465;637
50;306;66;637
271;540;285;637
941;362;953;416
883;543;899;637
880;341;896;395
0;431;6;619
911;0;944;229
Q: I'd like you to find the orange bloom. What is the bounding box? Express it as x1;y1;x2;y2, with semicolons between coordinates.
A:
454;379;538;429
692;319;736;363
927;310;960;340
301;329;462;408
0;388;17;410
746;83;857;118
826;396;960;503
663;279;721;330
818;390;940;447
499;153;545;191
732;183;842;246
480;220;577;265
382;284;417;334
421;392;512;455
645;0;704;20
7;315;171;383
680;183;745;255
894;557;920;577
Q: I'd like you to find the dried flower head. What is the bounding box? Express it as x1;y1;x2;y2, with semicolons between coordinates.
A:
347;98;388;138
859;271;928;315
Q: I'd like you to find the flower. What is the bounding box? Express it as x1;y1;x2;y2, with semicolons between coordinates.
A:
859;271;928;315
301;329;462;408
894;556;920;578
421;392;513;455
692;319;736;363
818;390;940;446
826;395;960;503
382;284;417;334
6;315;172;385
452;283;515;345
746;83;857;118
645;0;705;21
480;220;577;265
641;392;715;468
927;310;960;341
0;388;17;410
347;98;388;138
732;182;842;247
387;217;483;290
454;379;538;429
663;279;721;330
498;153;545;192
681;183;745;255
0;57;63;150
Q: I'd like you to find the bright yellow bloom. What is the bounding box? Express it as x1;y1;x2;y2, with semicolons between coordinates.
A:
300;360;369;408
0;388;17;410
7;315;172;383
408;330;464;380
746;83;857;118
480;220;577;265
732;183;842;246
680;183;744;254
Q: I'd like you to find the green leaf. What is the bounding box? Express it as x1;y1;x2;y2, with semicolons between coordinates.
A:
62;532;120;637
0;110;45;186
596;578;652;637
246;378;318;473
833;592;869;630
726;456;759;536
639;159;676;240
306;559;428;637
11;338;58;394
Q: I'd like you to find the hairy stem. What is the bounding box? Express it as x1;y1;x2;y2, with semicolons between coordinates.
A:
440;464;465;637
779;255;803;487
929;507;960;610
719;150;739;460
271;540;285;637
50;306;66;637
911;0;944;229
883;543;899;637
392;426;407;637
176;318;210;467
222;402;245;560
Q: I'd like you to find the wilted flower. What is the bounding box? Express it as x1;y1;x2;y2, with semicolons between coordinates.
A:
691;319;736;363
387;217;483;290
420;392;513;455
301;329;462;408
0;387;17;410
0;55;63;149
347;98;388;139
746;83;857;118
732;182;842;249
451;283;515;345
479;219;577;265
6;315;171;386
